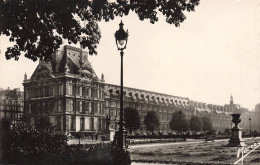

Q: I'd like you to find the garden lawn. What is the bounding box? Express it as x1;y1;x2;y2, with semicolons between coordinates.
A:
130;138;260;165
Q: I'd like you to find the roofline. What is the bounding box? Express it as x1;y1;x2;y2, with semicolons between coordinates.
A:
104;83;190;100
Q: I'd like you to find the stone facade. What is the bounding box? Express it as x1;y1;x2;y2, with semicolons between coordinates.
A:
104;83;194;133
191;96;250;133
23;45;253;134
0;88;24;123
23;46;106;134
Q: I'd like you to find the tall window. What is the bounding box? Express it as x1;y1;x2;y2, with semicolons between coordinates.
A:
89;102;92;114
56;116;61;131
97;103;100;113
97;89;100;98
80;117;85;131
89;88;91;97
58;100;62;111
89;117;94;130
82;87;85;97
28;103;31;114
94;103;98;113
71;116;76;131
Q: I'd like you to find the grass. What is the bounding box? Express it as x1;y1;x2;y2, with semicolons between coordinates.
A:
130;138;260;165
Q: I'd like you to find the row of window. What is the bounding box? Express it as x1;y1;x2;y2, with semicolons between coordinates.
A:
0;111;22;118
29;116;106;132
0;106;23;111
107;101;192;114
70;117;105;131
26;100;105;115
0;100;23;106
25;85;104;99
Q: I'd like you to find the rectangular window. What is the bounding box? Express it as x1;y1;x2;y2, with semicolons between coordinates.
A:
80;118;85;131
89;88;91;97
92;102;95;114
97;89;100;98
71;117;76;131
82;87;85;97
89;102;92;114
58;100;62;111
94;103;98;113
98;103;100;113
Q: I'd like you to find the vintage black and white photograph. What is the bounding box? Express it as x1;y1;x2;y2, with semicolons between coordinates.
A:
0;0;260;164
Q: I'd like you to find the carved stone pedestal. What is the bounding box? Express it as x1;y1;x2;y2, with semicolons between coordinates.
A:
228;114;246;147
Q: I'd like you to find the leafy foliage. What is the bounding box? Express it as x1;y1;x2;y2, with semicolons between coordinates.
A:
124;107;141;133
189;116;203;133
1;116;68;164
0;0;200;61
201;116;213;133
144;111;160;133
169;110;189;133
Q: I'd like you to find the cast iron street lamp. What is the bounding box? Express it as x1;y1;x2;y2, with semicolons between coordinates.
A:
249;117;251;135
115;20;129;150
179;110;182;135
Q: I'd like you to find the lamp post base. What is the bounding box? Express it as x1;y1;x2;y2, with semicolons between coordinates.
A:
113;130;127;150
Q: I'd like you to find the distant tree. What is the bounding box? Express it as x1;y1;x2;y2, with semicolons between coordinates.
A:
190;116;203;133
201;116;213;134
169;110;189;134
144;111;160;133
0;0;200;61
124;107;141;134
2;116;68;164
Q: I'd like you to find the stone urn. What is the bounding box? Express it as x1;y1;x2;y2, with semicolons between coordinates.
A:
228;113;245;147
231;113;241;128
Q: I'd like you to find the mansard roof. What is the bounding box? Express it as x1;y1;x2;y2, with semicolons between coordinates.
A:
28;45;99;81
104;83;192;108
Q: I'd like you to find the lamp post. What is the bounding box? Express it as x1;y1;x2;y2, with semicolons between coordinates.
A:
249;117;251;136
179;110;182;135
114;20;129;150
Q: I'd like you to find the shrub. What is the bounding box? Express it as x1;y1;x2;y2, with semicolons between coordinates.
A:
1;117;131;165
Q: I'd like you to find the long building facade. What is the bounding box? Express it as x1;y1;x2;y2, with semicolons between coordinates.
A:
23;46;256;134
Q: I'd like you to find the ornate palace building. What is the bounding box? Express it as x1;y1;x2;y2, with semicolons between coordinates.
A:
23;45;253;134
23;46;106;134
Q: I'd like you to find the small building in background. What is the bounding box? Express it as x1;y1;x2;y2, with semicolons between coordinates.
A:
0;88;24;124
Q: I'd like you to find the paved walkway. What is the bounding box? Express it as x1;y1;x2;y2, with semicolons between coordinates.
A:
130;137;260;149
129;139;228;149
131;163;169;165
68;138;111;145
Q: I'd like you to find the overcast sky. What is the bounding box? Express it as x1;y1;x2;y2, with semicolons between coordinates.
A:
0;0;259;110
